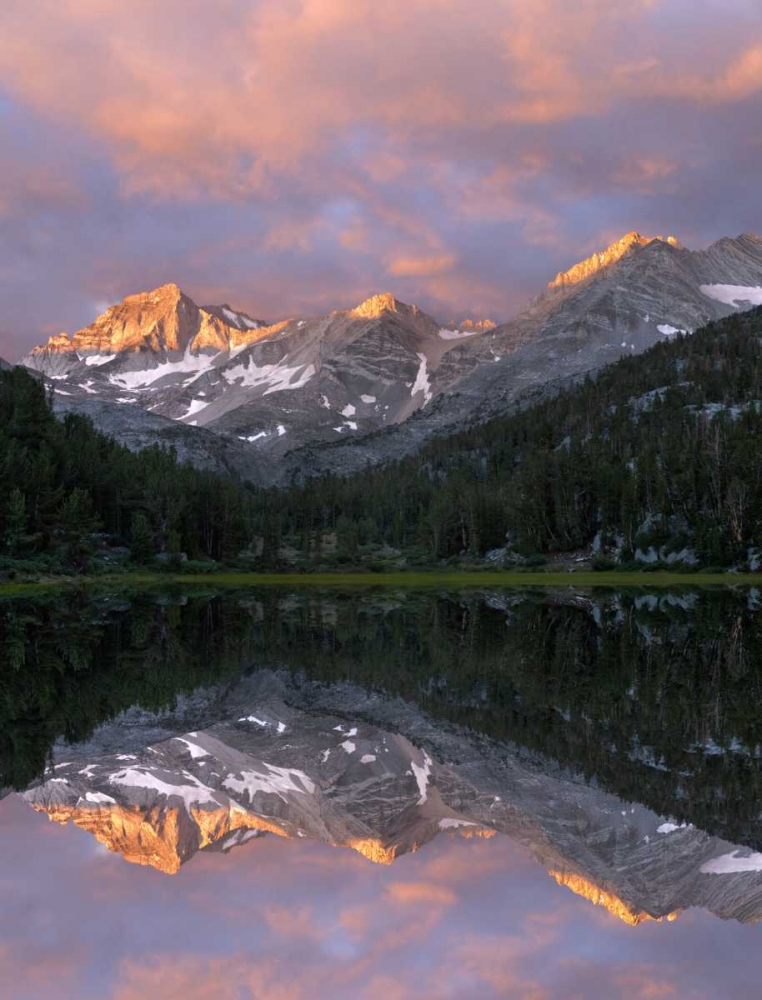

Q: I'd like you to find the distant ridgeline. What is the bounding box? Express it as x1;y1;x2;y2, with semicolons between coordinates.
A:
260;304;762;568
4;588;762;851
0;366;254;570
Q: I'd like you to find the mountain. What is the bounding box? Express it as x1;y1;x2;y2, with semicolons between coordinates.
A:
23;284;268;373
19;231;762;481
278;231;762;480
22;285;484;462
51;394;263;481
21;669;762;924
266;304;762;568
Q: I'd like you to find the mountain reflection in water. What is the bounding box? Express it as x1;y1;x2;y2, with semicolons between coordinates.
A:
2;794;762;1000
2;586;762;996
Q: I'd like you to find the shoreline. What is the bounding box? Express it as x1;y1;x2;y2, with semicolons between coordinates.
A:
1;569;761;596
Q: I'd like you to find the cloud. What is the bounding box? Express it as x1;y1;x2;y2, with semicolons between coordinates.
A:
0;0;760;359
0;0;757;199
261;904;325;941
4;798;762;1000
0;943;85;999
384;880;458;906
387;253;456;278
112;955;305;1000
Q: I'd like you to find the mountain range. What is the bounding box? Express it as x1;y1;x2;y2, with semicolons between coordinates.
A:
19;231;762;482
21;668;762;924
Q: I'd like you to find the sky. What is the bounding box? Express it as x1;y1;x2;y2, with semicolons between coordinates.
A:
0;0;761;360
2;793;762;999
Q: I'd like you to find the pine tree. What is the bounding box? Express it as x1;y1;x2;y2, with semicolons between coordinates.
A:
130;512;154;564
4;488;27;556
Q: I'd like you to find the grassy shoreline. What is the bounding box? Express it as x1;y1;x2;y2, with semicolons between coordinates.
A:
1;569;762;596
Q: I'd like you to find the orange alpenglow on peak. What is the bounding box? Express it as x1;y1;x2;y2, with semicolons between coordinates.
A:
351;293;417;319
139;281;184;298
548;869;681;926
24;283;273;364
458;319;497;332
45;332;74;347
548;231;682;290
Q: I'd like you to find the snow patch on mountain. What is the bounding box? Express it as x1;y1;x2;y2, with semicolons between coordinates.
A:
411;353;432;405
658;324;689;336
222;764;316;802
179;399;209;421
108;766;220;811
223;359;315;395
700;285;762;308
438;328;480;341
84;791;117;805
701;851;762;874
174;737;210;760
411;750;433;804
110;351;217;389
84;353;117;367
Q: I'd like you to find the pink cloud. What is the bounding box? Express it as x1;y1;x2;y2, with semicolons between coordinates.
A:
384;880;458;906
0;943;86;998
112;954;305;1000
387;253;456;278
0;0;757;203
260;904;326;941
0;0;760;359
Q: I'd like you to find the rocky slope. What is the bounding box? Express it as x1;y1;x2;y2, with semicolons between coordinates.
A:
51;395;264;481
19;231;762;482
21;670;762;924
22;285;488;466
278;231;762;481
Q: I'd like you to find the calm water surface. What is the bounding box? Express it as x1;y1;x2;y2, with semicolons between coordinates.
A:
1;586;761;998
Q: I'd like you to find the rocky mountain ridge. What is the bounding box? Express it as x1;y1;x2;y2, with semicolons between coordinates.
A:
547;230;681;290
279;231;762;481
21;670;762;924
18;231;762;482
23;285;491;469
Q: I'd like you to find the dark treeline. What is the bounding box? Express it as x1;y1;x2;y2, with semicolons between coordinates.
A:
0;591;261;787
249;588;762;847
4;587;762;849
0;367;254;571
258;305;762;568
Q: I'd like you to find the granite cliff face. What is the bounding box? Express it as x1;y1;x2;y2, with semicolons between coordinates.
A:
21;670;762;924
18;231;762;481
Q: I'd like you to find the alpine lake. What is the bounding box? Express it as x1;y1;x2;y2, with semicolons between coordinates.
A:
2;578;762;998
